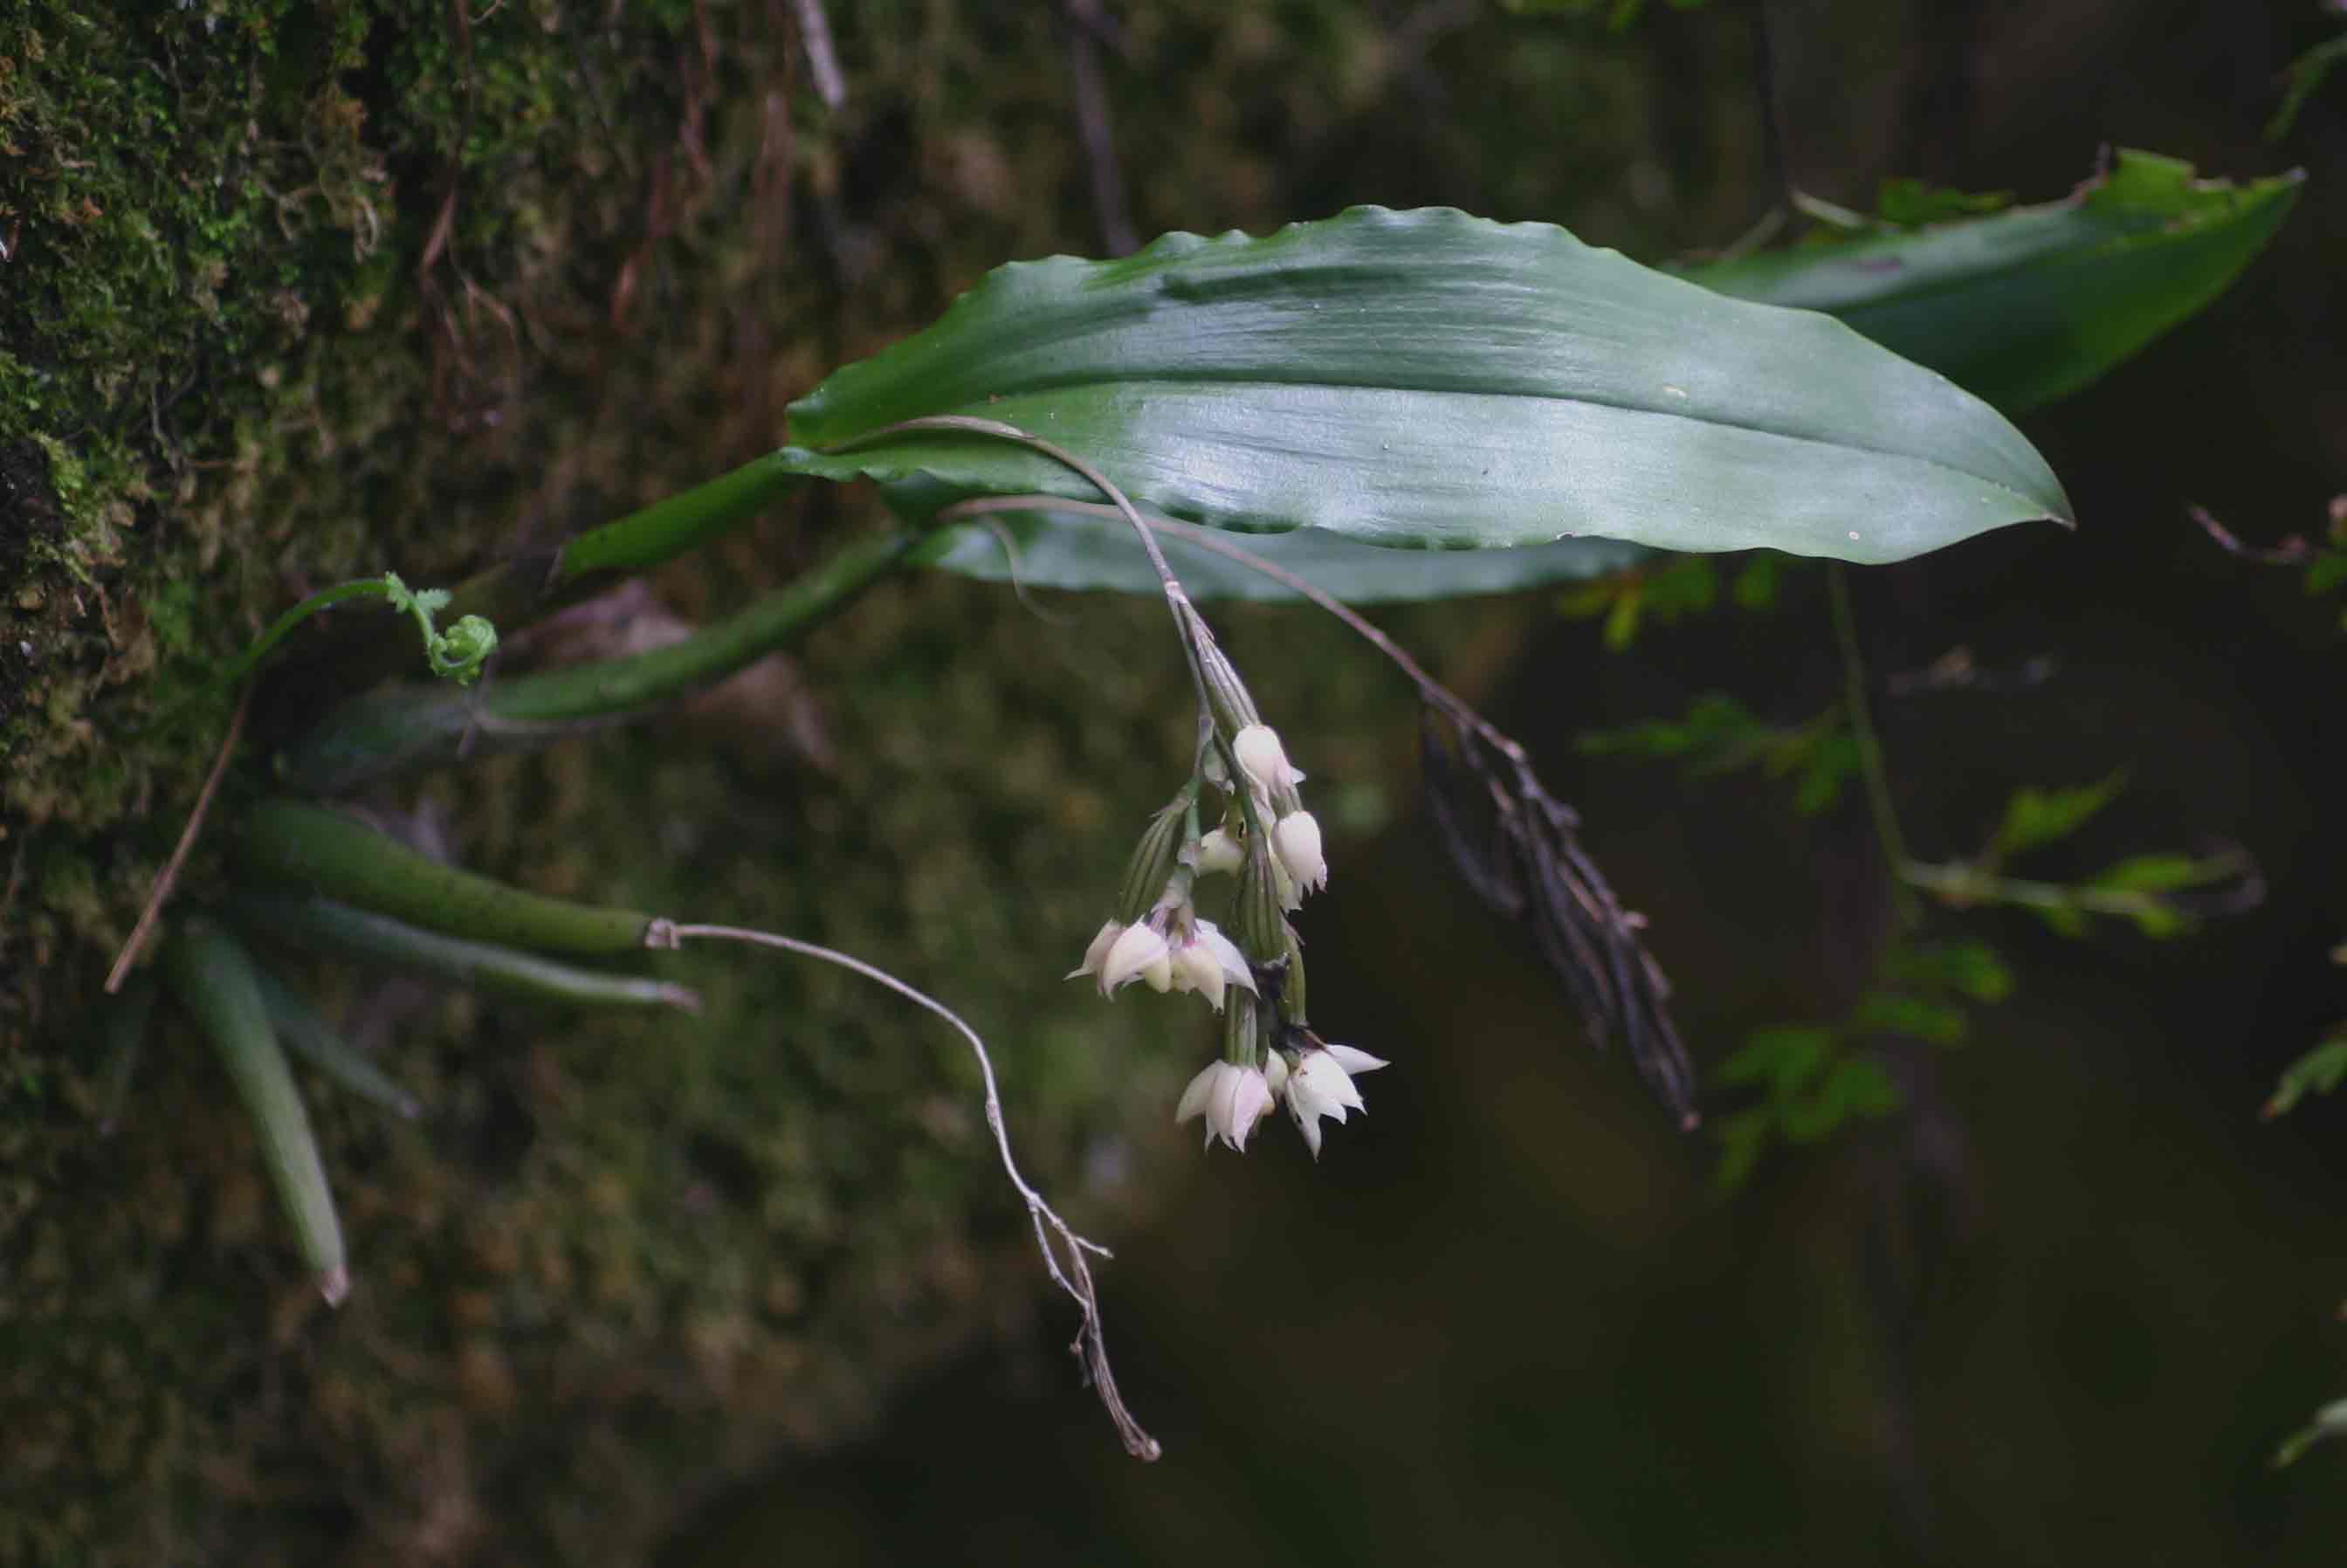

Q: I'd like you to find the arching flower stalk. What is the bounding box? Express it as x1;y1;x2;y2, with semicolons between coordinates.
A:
946;487;1699;1132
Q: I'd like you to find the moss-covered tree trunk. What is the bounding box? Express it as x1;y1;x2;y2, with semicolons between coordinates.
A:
0;1;1700;1558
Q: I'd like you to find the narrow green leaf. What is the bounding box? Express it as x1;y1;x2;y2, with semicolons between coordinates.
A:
2264;1035;2347;1119
160;917;348;1303
1689;151;2304;414
237;799;656;957
1992;770;2128;864
251;968;423;1120
789;206;2070;574
228;890;700;1012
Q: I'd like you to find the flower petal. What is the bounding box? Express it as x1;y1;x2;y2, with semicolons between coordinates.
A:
1067;918;1125;981
1274;811;1328;893
1289;1091;1325;1159
1225;1068;1274;1152
1176;1062;1222;1125
1171;939;1228;1010
1192;921;1256;993
1100;921;1169;995
1195;829;1245;877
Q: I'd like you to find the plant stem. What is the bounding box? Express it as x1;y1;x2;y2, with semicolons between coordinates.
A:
276;526;916;793
824;416;1222;731
1827;563;1919;928
282;451;814;696
940;495;1535;769
1897;855;2248;922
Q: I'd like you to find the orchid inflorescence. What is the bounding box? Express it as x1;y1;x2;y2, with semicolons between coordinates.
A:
1068;596;1387;1159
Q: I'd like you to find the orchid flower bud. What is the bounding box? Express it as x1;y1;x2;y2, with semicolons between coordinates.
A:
1233;724;1305;797
1273;810;1327;894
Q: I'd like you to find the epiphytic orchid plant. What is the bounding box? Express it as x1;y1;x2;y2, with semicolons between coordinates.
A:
113;178;2299;1455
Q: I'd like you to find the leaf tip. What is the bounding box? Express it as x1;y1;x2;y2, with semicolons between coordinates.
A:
319;1265;351;1307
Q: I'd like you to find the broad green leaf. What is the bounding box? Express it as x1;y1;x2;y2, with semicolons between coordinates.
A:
908;501;1643;602
1688;151;2303;415
787;206;2071;588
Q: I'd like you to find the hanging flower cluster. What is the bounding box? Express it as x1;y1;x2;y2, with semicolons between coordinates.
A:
1069;607;1387;1159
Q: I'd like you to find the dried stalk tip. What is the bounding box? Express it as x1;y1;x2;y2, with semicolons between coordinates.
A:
1421;705;1699;1126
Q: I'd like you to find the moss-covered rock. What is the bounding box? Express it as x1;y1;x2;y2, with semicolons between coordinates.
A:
0;0;1683;1557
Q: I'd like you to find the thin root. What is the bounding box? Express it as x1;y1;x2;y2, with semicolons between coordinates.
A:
644;918;1161;1460
106;686;251;994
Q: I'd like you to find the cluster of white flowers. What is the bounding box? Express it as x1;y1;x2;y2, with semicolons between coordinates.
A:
1070;706;1389;1162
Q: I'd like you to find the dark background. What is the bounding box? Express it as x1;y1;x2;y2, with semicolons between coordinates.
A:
675;1;2347;1561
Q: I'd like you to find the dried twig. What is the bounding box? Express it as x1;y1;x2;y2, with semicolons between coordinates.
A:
789;0;847;111
106;685;251;993
1062;0;1136;256
2188;503;2317;566
644;918;1160;1460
